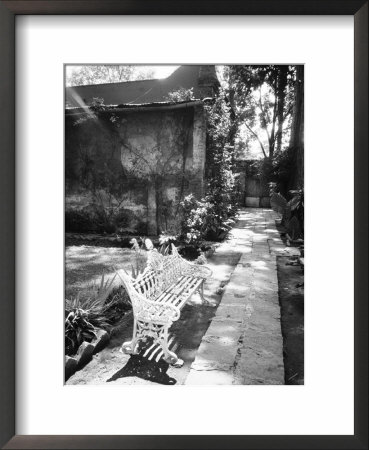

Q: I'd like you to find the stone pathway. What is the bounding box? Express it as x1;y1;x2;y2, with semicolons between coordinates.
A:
186;208;293;385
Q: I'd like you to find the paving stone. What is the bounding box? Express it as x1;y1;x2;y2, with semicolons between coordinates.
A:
246;315;282;334
186;368;235;385
220;290;252;306
213;303;246;322
252;271;276;283
190;319;244;371
204;319;244;343
234;342;284;385
252;253;272;260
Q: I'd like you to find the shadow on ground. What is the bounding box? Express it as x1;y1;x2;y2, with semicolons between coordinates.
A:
107;355;177;385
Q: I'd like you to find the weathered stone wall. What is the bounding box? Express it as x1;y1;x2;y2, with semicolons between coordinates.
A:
65;103;206;235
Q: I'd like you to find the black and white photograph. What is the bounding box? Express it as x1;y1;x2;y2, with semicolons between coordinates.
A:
64;64;304;386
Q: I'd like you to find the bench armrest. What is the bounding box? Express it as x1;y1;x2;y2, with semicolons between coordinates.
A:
182;263;212;279
138;295;181;322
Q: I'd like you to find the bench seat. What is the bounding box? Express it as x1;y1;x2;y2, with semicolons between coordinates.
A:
156;275;204;308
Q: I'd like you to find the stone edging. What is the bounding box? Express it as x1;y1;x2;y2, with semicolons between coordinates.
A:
65;329;110;381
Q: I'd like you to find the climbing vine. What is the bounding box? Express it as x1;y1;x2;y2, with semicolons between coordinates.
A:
180;90;240;244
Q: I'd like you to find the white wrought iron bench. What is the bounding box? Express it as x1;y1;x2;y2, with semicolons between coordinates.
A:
116;244;212;367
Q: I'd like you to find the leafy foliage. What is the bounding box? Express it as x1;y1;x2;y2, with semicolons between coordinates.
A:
194;252;208;265
128;238;153;278
286;188;304;237
66;65;155;86
181;91;237;244
202;90;239;240
65;307;96;356
269;184;304;239
158;232;178;255
65;273;131;356
178;90;239;244
65;208;97;233
180;194;213;244
165;87;195;102
65;206;145;236
180;195;237;244
270;147;295;195
227;65;296;159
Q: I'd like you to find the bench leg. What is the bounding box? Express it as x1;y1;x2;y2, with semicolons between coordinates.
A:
160;326;184;368
200;282;205;301
121;317;140;355
199;281;210;304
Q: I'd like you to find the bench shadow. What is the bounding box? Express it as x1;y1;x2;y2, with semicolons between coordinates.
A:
106;354;177;385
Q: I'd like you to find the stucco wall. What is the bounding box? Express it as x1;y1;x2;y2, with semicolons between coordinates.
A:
65;103;206;235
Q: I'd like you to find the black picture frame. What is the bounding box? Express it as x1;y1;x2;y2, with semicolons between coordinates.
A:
0;1;367;449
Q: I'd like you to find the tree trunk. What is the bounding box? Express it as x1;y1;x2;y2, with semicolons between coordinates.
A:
289;66;304;189
276;66;288;153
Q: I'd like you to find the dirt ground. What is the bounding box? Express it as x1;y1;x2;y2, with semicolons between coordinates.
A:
277;256;304;384
65;246;142;299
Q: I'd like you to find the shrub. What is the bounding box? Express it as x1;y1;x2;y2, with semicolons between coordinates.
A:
270;147;294;196
65;209;97;233
113;209;131;230
194;252;208;265
269;186;304;239
135;220;148;236
65;273;128;356
65;206;149;236
286;188;304;237
179;193;236;244
128;238;146;278
179;194;212;244
126;237;155;278
158;232;178;255
65;307;96;356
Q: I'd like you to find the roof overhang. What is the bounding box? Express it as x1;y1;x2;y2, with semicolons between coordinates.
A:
65;100;207;116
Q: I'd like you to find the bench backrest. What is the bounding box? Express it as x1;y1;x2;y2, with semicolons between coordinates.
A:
131;268;162;300
117;246;189;316
147;247;188;289
129;247;185;298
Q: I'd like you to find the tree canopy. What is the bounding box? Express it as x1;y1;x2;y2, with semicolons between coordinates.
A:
223;65;296;160
66;65;155;86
